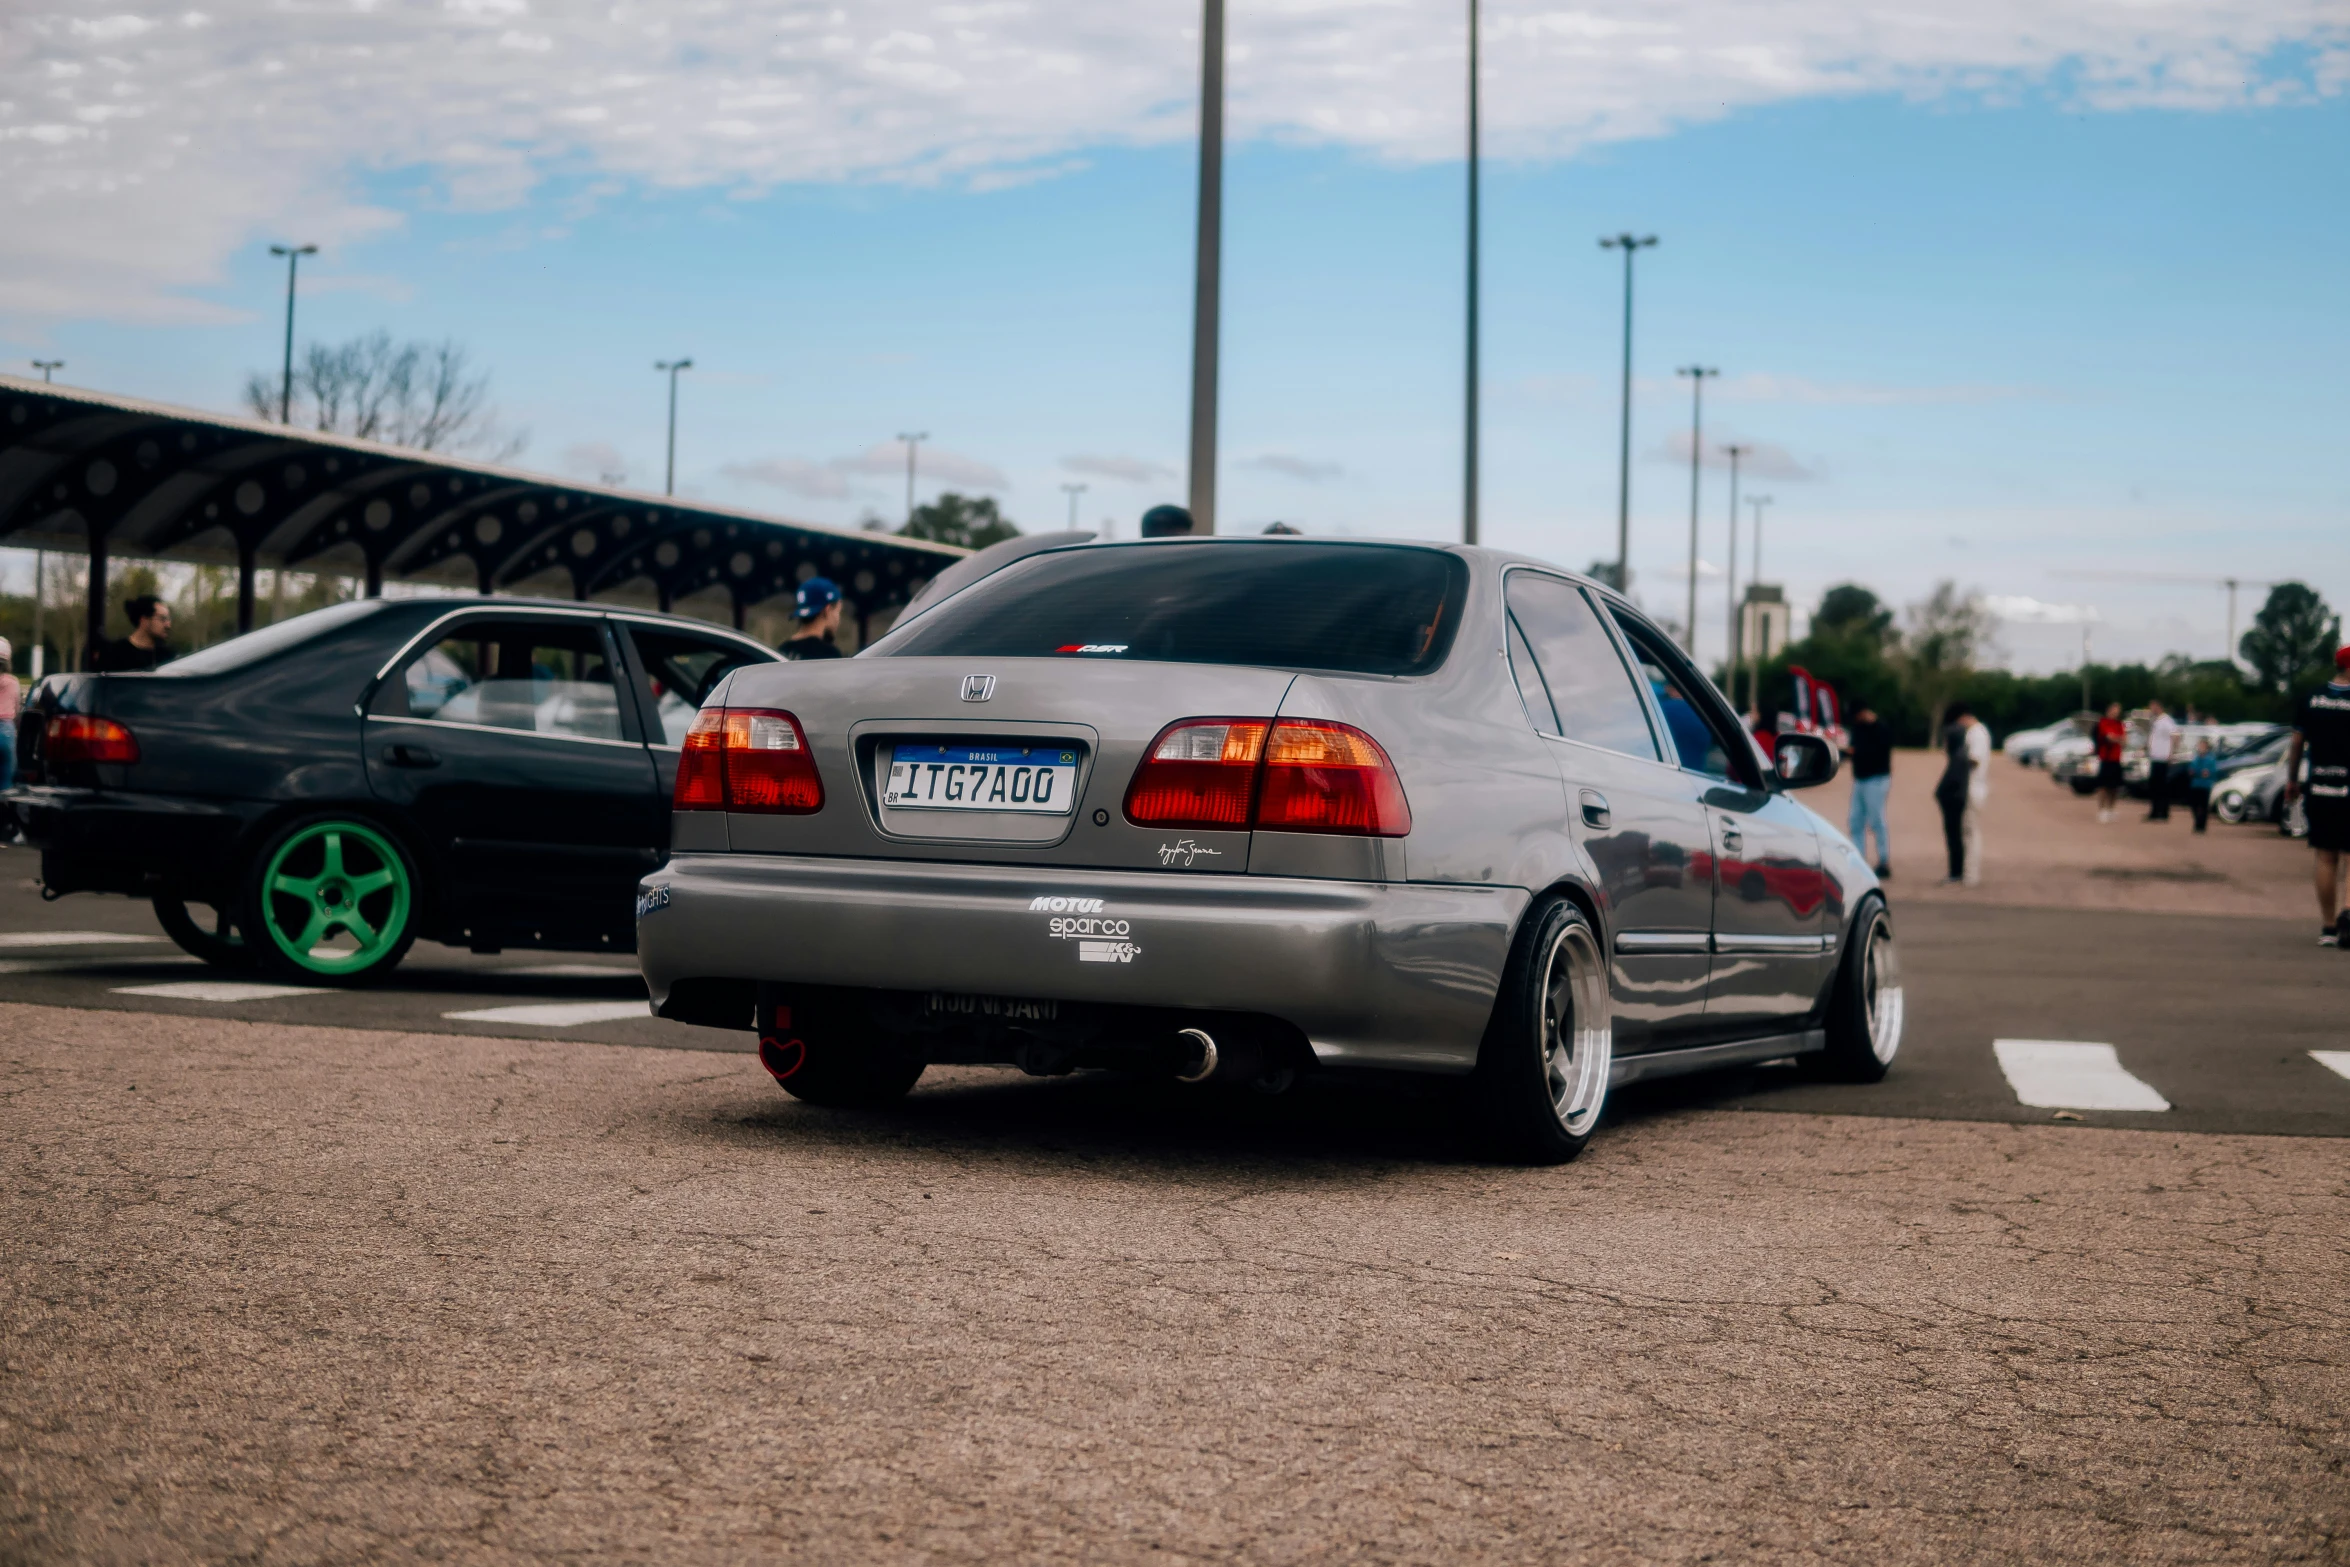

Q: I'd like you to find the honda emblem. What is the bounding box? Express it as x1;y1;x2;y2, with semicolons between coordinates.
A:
959;674;996;703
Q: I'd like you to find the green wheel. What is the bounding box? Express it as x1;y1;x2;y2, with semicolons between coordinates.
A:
244;816;418;984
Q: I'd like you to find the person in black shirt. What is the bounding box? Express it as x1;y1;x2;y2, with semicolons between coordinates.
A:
1844;701;1895;877
88;594;172;672
779;577;845;661
2285;644;2350;946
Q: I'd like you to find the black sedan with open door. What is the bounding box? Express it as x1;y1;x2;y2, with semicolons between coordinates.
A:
5;597;776;983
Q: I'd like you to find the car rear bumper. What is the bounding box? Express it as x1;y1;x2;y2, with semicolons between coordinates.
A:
6;785;261;900
637;853;1526;1072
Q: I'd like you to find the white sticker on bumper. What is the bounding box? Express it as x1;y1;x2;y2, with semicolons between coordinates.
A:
1077;940;1141;964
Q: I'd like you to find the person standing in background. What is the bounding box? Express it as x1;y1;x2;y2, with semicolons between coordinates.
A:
89;595;173;673
2093;701;2128;824
2283;646;2350;947
2143;699;2178;820
1845;701;1895;878
2186;737;2219;834
1935;702;1989;885
778;578;845;661
0;637;19;798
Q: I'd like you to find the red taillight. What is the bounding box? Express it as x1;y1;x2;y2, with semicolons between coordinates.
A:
675;708;727;809
1123;719;1268;828
1258;720;1412;836
1124;717;1408;837
45;714;140;765
671;707;824;815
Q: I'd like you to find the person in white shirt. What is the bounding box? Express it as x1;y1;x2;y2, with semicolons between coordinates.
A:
1934;702;1993;886
2143;699;2179;821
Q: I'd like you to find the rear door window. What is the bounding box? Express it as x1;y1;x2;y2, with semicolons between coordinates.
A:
623;625;772;745
377;617;629;742
1502;574;1659;762
878;541;1468;676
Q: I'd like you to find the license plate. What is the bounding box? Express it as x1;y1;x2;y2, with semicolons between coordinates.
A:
885;744;1080;814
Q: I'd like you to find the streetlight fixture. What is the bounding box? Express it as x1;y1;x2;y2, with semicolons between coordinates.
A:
1722;444;1748;704
1187;0;1225;536
1463;0;1481;546
1675;365;1717;653
1061;482;1090;530
1744;493;1774;712
654;358;693;496
267;244;318;424
31;359;63;383
898;431;929;526
1598;233;1657;592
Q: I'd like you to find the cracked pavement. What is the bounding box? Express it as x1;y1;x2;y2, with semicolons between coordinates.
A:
3;1001;2344;1563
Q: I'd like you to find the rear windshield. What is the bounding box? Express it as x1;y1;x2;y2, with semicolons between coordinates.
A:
877;542;1469;677
150;600;389;677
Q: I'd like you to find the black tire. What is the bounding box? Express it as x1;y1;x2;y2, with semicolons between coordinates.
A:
239;813;421;986
1467;895;1612;1165
759;991;925;1108
153;896;254;971
2068;777;2098;796
1816;896;1901;1083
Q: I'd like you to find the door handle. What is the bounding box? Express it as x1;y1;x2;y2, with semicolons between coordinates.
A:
1578;789;1611;829
1718;818;1744;854
382;743;440;769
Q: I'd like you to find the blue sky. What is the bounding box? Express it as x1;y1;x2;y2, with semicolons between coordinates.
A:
4;3;2345;673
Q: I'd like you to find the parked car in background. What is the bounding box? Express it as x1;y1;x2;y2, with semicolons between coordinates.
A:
2213;746;2306;829
1780;664;1848;751
638;537;1901;1165
2003;717;2087;767
8;597;778;982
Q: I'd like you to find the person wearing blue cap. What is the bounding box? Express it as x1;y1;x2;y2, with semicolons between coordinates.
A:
780;576;845;660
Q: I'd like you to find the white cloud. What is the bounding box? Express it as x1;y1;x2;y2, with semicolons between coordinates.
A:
1986;593;2099;624
726;442;1009;499
1651;428;1817;481
2;1;2342;319
1064;452;1175;486
1715;372;2040;407
1240;452;1344;482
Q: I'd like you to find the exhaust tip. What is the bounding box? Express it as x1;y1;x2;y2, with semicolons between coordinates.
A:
1173;1027;1219;1083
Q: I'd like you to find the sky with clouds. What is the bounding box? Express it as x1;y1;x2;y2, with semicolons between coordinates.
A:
3;0;2345;671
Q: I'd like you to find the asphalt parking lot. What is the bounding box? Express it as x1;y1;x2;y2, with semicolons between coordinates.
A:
5;771;2347;1564
4;839;2342;1138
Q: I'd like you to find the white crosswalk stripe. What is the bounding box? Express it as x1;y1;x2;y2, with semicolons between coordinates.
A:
1994;1039;2171;1112
442;1001;651;1027
112;981;330;1003
2309;1051;2350;1083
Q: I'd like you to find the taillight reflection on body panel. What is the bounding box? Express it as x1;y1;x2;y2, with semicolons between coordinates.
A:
672;707;824;814
1124;717;1408;837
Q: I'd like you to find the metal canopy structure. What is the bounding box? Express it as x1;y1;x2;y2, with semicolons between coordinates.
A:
0;373;965;657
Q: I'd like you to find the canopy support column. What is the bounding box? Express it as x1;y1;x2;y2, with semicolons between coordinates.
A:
364;555;383;598
236;539;258;633
84;528;108;668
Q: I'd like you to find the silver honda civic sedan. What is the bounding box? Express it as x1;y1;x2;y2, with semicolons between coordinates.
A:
637;537;1900;1162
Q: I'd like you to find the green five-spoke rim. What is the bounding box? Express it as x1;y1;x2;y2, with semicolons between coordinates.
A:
259;821;411;974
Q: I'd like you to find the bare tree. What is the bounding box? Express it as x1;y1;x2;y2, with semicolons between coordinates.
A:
1898;580;1994;739
244;333;526;460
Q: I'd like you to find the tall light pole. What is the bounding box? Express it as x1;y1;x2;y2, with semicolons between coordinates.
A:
31;359;63;382
1463;0;1481;546
1745;492;1774;712
267;244;317;423
1722;444;1748;706
1675;365;1717;653
654;358;693;496
1187;0;1225;536
899;431;929;525
1062;481;1089;530
1599;233;1657;592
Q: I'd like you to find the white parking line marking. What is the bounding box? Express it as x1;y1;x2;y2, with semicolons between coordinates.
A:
441;1001;651;1027
0;931;167;949
0;955;199;975
1994;1039;2171;1112
2310;1051;2350;1083
112;981;331;1003
502;964;644;979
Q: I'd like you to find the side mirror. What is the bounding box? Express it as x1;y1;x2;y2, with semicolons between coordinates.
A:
1774;731;1839;790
